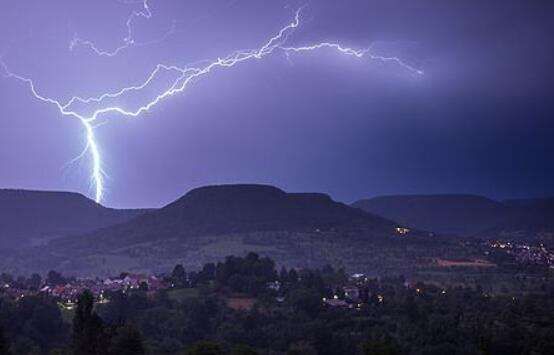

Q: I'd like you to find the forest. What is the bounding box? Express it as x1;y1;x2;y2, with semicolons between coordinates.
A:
1;252;553;354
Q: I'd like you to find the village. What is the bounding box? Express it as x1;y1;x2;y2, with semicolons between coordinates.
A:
1;267;428;314
1;272;170;309
2;239;552;314
486;240;554;268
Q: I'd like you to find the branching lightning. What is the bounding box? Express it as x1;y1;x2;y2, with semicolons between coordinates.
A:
69;0;176;57
0;60;106;202
1;7;423;204
280;43;424;75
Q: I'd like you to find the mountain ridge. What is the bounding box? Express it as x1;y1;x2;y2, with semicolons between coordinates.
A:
353;194;554;239
50;184;401;252
0;188;149;248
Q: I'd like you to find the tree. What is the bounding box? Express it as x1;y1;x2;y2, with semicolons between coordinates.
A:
16;295;67;352
186;340;224;355
360;339;400;355
288;269;299;284
138;281;149;292
288;341;317;355
171;264;187;288
14;276;27;289
279;266;289;282
98;291;129;325
8;338;39;355
287;288;322;318
231;344;259;355
28;273;42;291
197;263;216;285
73;290;108;355
46;271;65;286
109;324;145;355
0;326;9;355
0;273;13;285
227;274;247;293
215;253;277;295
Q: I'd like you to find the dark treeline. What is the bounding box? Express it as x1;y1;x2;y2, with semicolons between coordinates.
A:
1;252;554;354
0;270;67;292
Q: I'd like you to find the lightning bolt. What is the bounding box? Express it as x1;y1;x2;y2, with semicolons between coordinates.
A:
1;8;422;204
0;60;106;202
69;0;176;57
280;43;424;75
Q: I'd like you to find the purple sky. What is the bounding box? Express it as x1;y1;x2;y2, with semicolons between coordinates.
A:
1;0;553;208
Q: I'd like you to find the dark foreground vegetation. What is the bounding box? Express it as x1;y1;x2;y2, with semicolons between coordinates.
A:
1;252;553;355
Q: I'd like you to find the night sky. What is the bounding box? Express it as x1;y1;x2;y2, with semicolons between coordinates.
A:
1;0;553;208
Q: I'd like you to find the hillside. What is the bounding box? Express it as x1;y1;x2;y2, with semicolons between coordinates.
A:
56;184;398;250
352;194;510;237
487;198;554;240
10;184;427;276
0;189;147;248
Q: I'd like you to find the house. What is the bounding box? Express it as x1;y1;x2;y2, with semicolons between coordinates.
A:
343;286;360;301
267;281;281;291
323;298;349;308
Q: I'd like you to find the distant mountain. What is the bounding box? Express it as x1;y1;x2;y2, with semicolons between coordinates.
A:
353;194;554;239
54;184;399;251
162;184;397;232
0;189;147;248
2;185;441;276
488;198;554;240
352;195;510;237
503;197;554;210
